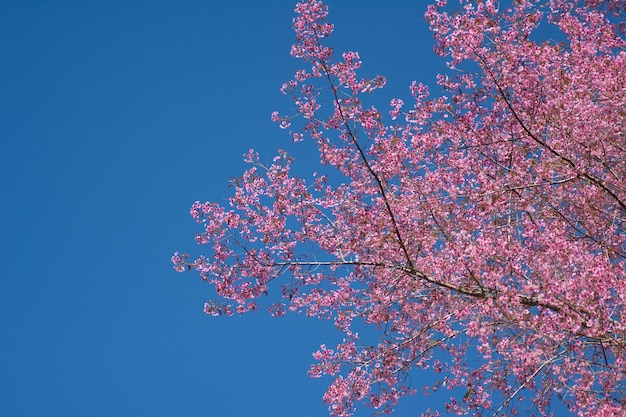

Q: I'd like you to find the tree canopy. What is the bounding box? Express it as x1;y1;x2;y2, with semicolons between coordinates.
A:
174;1;626;415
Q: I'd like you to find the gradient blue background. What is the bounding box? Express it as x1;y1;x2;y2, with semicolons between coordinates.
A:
1;1;465;416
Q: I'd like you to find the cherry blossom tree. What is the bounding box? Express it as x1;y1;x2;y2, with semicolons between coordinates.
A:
173;0;626;415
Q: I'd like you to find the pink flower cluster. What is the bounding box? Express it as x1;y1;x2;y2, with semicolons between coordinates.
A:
176;0;626;415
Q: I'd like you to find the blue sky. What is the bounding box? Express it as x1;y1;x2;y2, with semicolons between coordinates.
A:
1;1;458;416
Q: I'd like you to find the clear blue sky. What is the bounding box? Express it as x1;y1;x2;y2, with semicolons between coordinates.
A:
1;1;461;416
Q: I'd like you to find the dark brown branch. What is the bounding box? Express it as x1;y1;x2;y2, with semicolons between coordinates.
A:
316;57;416;271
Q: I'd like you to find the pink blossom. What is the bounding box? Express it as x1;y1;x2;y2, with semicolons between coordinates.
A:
175;0;626;415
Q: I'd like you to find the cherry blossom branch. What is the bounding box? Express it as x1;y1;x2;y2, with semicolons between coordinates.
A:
268;258;566;315
315;53;416;272
491;350;565;416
